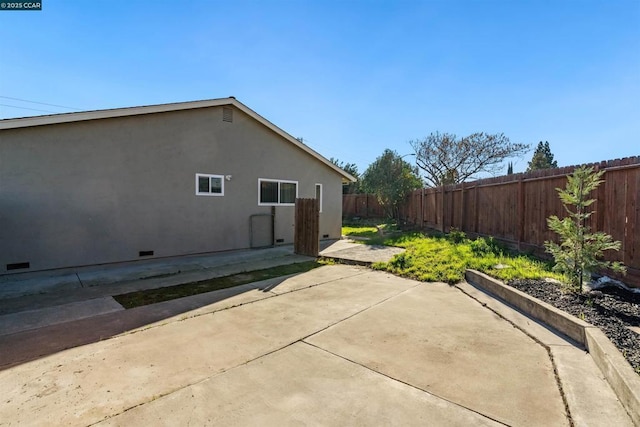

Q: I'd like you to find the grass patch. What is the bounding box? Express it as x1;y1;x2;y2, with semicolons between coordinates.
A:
114;261;323;309
341;223;405;240
342;225;379;239
368;231;565;284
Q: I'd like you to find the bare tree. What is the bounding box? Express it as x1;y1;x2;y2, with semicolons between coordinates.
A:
410;132;529;187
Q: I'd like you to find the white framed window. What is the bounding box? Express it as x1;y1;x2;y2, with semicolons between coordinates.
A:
196;173;224;196
315;183;323;213
258;178;298;206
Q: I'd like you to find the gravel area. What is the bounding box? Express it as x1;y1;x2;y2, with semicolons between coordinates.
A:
507;279;640;375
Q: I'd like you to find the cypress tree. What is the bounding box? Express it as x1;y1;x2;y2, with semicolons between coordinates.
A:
527;141;558;171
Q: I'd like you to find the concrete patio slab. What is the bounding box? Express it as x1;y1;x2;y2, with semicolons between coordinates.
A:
455;281;577;347
0;266;632;426
465;269;640;425
0;297;124;336
97;342;501;427
319;239;404;265
0;267;418;425
0;282;271;369
306;282;569;426
457;281;635;426
256;265;407;296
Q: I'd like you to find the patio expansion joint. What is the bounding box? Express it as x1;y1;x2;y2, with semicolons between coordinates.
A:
117;269;372;338
453;282;575;427
300;340;509;426
76;273;85;288
91;275;420;425
85;380;201;427
250;269;371;295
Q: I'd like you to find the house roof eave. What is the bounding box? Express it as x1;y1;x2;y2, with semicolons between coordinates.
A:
0;97;355;182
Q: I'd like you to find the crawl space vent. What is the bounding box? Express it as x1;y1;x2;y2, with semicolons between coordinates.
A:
7;262;30;271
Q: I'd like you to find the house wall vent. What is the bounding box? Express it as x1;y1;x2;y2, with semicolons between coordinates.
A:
139;250;154;257
7;262;30;271
222;107;233;123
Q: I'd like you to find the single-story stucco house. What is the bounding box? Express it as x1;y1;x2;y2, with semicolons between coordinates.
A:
0;97;354;274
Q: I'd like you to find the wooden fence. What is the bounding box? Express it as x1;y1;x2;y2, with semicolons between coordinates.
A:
294;198;319;256
402;156;640;287
342;194;385;219
343;156;640;287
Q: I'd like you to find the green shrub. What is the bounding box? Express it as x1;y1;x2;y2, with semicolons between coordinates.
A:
447;228;467;244
470;236;505;256
470;238;491;256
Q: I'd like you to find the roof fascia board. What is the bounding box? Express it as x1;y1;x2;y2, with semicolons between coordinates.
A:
0;98;233;130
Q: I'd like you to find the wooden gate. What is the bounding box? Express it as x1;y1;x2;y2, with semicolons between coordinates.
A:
294;198;319;256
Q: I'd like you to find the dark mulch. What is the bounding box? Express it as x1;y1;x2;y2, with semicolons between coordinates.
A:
507;279;640;375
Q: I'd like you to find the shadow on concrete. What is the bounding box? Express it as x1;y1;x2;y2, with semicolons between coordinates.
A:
0;275;293;371
0;240;396;370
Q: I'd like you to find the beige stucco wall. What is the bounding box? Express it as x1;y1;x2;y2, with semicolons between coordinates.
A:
0;106;343;273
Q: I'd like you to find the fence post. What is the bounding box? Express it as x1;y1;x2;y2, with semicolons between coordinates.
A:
366;194;370;218
474;185;479;233
460;182;465;232
518;176;525;251
595;164;606;233
421;188;425;229
441;185;446;233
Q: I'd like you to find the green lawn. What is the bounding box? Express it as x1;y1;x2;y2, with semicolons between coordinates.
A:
342;225;379;239
342;221;403;239
342;225;565;285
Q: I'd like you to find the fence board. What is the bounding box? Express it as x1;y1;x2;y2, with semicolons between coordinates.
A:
342;194;384;219
627;168;639;268
604;169;628;263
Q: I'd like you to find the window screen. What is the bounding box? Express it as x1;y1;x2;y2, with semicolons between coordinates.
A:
259;179;297;205
260;181;279;204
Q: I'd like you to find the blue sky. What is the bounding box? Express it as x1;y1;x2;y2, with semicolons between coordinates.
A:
1;0;638;177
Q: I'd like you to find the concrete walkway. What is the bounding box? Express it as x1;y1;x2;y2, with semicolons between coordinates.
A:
0;240;402;367
0;245;314;302
0;265;633;426
319;238;405;265
0;239;399;305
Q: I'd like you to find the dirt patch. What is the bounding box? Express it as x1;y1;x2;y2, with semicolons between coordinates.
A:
114;261;322;309
507;279;640;375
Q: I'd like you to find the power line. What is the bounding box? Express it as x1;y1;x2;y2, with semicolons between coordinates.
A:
0;103;59;114
0;96;79;110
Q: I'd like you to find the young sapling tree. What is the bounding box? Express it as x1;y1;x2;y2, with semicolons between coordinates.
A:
545;166;626;292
